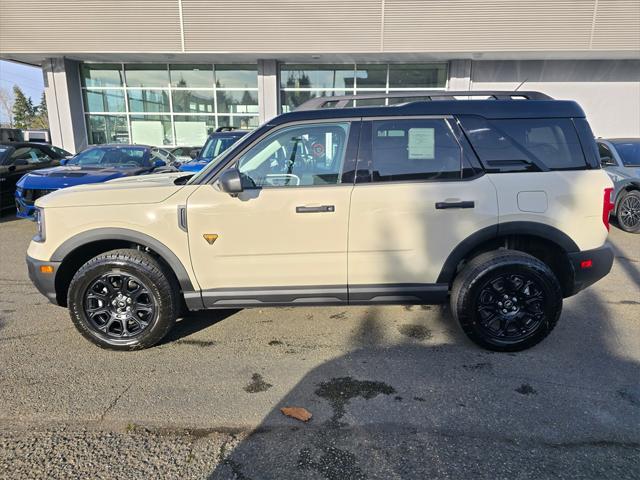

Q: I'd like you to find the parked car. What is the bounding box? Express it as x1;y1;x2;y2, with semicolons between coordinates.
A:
26;91;614;352
0;142;71;214
15;144;169;219
169;146;200;165
597;138;640;233
178;127;248;172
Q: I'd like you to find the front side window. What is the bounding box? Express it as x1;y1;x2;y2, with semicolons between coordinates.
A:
10;147;51;164
367;119;461;182
237;122;349;188
611;140;640;167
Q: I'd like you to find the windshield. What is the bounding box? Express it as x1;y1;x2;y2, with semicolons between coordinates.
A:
198;135;244;161
67;147;150;167
612;141;640;167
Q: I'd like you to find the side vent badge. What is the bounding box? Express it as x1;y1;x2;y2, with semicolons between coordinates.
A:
203;234;219;245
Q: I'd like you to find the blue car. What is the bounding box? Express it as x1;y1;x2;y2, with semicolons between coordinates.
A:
179;128;248;173
15;144;170;219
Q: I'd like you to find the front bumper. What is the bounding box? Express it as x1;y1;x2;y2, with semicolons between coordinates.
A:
26;255;61;305
566;243;614;296
15;195;36;219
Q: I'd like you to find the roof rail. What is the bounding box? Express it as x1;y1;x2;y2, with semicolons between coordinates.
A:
295;91;553;111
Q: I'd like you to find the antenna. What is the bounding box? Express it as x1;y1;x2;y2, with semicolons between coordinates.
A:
514;79;527;91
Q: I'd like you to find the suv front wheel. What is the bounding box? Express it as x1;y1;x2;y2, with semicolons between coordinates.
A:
68;249;179;350
451;250;562;352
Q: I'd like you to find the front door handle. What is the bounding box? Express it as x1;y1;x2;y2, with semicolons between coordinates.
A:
435;201;475;210
296;205;335;213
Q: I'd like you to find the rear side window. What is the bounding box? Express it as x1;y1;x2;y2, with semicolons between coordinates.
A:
368;119;461;182
459;117;586;171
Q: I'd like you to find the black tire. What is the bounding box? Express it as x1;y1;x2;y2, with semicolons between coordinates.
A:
68;249;179;350
616;190;640;233
450;249;562;352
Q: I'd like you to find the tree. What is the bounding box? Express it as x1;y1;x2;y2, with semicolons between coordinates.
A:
0;86;15;127
32;92;49;130
12;85;35;129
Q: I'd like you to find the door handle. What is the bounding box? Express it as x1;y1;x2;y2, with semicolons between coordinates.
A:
435;201;475;210
296;205;335;213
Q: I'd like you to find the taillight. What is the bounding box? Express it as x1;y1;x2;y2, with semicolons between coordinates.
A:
603;187;614;231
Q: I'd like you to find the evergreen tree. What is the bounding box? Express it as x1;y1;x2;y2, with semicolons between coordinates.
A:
32;92;49;129
12;86;35;129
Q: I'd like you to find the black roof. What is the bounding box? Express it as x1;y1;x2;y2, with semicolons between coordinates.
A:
0;141;56;148
268;99;586;127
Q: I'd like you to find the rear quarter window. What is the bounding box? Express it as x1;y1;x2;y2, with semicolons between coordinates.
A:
459;116;587;171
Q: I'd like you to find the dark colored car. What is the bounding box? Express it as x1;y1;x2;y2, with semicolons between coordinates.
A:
15;144;168;219
178;128;248;172
0;142;71;214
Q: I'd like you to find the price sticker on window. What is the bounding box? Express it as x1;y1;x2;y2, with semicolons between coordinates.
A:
408;128;435;160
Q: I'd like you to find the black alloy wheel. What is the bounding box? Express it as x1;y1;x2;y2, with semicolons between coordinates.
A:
84;272;157;338
617;191;640;233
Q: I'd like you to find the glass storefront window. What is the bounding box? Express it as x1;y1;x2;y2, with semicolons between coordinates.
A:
125;64;170;88
280;90;349;113
280;65;355;90
86;115;129;144
84;89;126;113
355;65;387;89
218;116;259;129
388;64;448;88
216;90;258;114
170;64;214;88
127;90;170;113
173;116;216;145
215;65;258;89
130;115;173;146
81;64;123;88
172;90;215;113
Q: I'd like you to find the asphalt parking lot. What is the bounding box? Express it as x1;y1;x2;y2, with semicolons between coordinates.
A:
0;216;639;479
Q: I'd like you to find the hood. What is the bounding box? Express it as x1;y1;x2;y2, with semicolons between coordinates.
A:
179;161;208;172
106;171;192;185
36;177;184;208
17;165;147;189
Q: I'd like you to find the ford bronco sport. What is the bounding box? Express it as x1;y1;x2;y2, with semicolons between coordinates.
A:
26;91;614;352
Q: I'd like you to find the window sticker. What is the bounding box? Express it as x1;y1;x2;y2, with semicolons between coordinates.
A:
408;128;435;160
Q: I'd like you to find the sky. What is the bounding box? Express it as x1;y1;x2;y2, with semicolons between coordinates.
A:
0;60;45;122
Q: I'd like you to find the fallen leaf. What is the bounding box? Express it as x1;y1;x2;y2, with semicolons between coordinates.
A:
280;406;312;422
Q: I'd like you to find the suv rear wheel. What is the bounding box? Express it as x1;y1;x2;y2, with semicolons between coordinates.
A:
451;250;562;352
68;249;179;350
616;190;640;233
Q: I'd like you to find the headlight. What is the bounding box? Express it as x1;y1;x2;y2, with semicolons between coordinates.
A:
33;207;46;243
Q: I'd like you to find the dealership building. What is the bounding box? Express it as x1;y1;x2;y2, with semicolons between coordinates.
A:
1;0;639;153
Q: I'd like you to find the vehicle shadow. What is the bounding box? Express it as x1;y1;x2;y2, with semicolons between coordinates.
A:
207;289;640;479
0;212;22;224
159;309;240;345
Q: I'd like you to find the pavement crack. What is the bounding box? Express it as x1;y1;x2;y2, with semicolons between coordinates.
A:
99;383;133;423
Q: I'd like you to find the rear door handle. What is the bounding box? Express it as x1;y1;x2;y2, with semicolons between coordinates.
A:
435;201;475;210
296;205;335;213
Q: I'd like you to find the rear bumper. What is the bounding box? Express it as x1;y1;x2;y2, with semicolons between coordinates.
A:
566;243;614;296
26;255;61;305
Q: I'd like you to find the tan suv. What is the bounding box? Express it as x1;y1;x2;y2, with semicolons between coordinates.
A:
26;91;614;352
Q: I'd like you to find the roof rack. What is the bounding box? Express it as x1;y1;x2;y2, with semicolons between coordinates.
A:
295;91;553;111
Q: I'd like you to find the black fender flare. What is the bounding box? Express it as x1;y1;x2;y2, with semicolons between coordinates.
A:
51;227;195;292
437;221;579;284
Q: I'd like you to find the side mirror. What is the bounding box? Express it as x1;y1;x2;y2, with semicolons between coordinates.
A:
60;158;69;166
189;149;200;160
217;168;244;196
153;159;167;169
600;156;614;167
